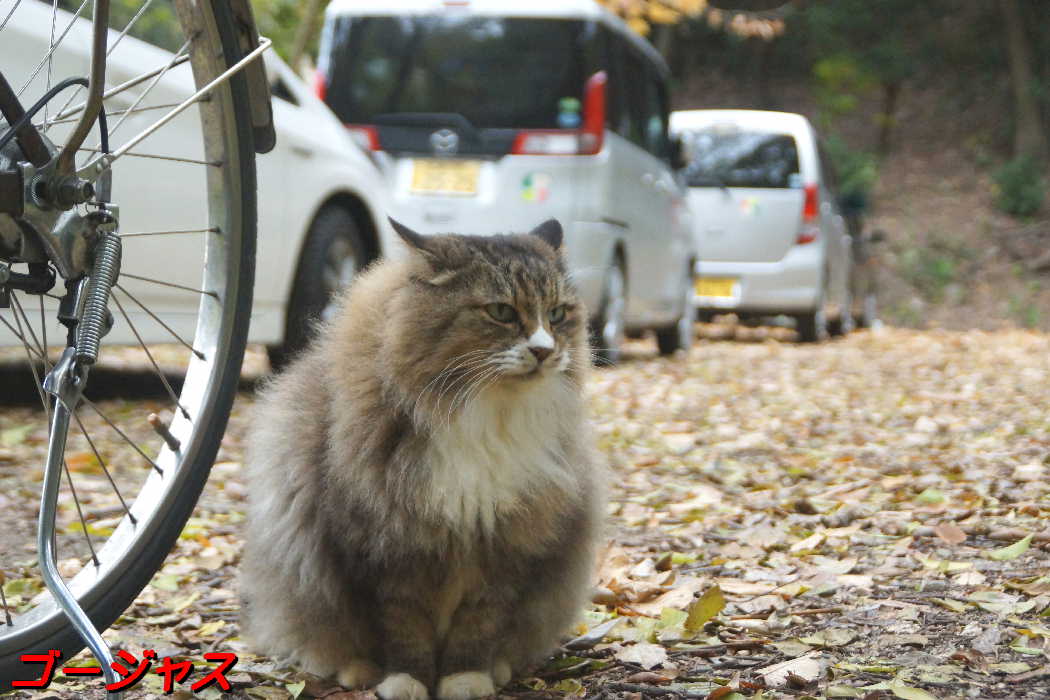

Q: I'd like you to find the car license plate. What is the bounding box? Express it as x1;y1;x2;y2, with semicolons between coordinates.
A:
695;277;736;298
410;159;480;196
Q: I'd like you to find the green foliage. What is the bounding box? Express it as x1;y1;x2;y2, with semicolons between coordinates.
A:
993;155;1046;217
823;134;878;202
251;0;329;66
811;55;873;125
899;236;972;304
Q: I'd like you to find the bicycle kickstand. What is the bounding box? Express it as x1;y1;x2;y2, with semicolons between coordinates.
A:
38;346;124;700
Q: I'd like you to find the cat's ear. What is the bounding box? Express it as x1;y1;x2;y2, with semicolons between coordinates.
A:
389;216;460;285
389;217;433;255
530;218;563;251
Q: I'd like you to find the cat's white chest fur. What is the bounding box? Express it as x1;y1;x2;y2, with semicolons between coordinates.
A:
424;380;576;536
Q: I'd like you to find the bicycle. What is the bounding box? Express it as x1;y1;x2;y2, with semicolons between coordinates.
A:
0;0;273;692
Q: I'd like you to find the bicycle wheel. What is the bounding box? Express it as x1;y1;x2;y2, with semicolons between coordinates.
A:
0;0;256;684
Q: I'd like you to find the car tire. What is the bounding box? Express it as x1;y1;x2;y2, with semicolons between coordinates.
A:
656;266;695;356
591;257;626;366
267;206;369;370
796;292;829;343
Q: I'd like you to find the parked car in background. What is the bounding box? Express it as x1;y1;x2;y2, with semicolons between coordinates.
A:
670;109;853;341
0;3;397;367
314;0;696;362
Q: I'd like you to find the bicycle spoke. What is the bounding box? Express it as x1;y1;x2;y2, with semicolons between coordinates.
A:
0;313;47;363
62;459;100;568
0;0;24;35
45;0;163;125
48;53;192;126
120;273;218;298
119;226;216;238
42;101;190;128
115;284;204;359
81;397;163;475
10;293;48;368
80;36;272;178
16;0;90;96
103;38;191;144
45;0;57;124
111;292;190;420
78;147;218;166
73;413;137;526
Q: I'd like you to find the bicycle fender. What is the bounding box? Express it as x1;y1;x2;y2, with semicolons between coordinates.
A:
225;0;276;154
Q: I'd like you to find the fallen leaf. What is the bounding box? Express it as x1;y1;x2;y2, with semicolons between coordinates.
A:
933;522;966;545
685;585;725;632
615;642;668;670
564;617;622;650
757;651;823;687
987;534;1033;561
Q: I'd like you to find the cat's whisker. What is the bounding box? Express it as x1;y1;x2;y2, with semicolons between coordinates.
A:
411;350;493;422
444;362;500;430
454;364;504;421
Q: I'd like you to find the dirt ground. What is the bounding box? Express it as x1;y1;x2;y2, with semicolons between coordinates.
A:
3;326;1050;699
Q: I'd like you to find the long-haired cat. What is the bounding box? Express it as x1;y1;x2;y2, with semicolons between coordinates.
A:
240;219;604;700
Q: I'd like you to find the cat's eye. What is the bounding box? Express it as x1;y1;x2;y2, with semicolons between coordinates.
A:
548;305;568;324
485;303;518;324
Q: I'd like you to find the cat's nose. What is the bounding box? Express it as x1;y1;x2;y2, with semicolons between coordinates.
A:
529;345;553;363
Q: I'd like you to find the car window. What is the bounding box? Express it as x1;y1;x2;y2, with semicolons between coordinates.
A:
680;128;800;188
320;15;592;130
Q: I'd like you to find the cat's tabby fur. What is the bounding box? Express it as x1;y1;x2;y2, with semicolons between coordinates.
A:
241;219;604;700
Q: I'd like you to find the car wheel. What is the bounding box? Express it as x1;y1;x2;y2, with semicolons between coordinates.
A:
656;267;695;356
591;258;626;366
796;292;829;343
267;206;369;370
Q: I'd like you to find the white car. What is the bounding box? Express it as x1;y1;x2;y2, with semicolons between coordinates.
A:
1;3;398;365
314;0;697;362
670;109;853;341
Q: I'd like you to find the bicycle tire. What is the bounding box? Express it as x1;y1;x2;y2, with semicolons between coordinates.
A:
0;0;255;685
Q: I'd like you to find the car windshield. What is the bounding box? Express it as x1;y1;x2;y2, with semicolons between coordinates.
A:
318;15;590;130
680;128;800;189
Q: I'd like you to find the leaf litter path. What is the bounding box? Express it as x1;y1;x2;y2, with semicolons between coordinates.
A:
4;327;1050;699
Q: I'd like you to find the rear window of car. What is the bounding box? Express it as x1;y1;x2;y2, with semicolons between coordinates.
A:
318;15;592;130
680;127;800;189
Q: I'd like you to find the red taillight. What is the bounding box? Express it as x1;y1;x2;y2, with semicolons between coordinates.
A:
510;70;606;156
311;69;327;102
581;70;606;154
797;183;819;244
802;183;818;221
345;124;380;151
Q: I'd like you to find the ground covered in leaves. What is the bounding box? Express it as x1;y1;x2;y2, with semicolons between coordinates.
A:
4;326;1050;699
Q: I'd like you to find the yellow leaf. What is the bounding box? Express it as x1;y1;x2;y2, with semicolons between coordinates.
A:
988;534;1033;561
685;585;725;632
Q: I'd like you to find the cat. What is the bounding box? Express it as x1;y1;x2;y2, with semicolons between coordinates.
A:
240;218;605;700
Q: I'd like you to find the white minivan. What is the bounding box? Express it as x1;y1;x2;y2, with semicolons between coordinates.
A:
670;109;853;342
315;0;696;361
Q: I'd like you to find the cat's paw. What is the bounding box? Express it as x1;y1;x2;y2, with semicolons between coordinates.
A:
492;659;512;687
436;671;495;700
337;659;382;689
376;673;429;700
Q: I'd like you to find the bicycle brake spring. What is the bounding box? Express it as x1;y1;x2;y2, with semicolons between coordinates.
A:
75;230;121;365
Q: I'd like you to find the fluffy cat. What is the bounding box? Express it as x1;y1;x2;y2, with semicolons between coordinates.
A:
240;219;604;700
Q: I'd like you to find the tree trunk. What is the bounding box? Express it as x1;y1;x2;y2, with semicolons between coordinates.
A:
999;0;1047;162
876;82;900;157
289;0;327;75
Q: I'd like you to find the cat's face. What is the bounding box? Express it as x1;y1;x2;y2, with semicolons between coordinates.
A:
386;219;587;414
